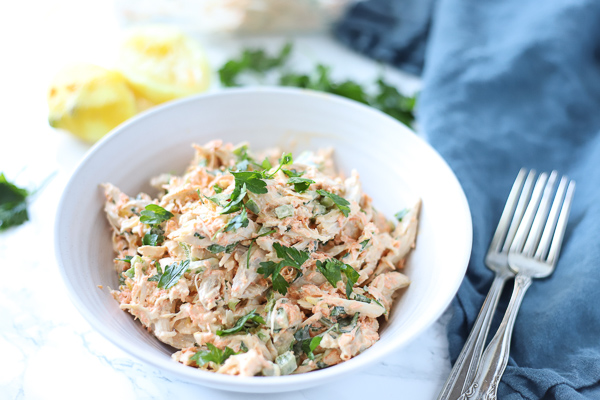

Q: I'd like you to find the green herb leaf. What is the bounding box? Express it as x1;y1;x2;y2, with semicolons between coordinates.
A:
359;239;370;251
245;198;260;214
191;343;237;366
157;259;189;290
231;171;268;194
194;232;205;240
220;184;247;214
395;208;409;222
142;232;164;246
353;293;371;303
258;243;309;295
261;158;272;170
288;177;314;193
115;255;133;263
292;325;322;360
0;173;29;231
223;208;249;233
207;243;237;254
216;309;266;336
282;169;304;178
139;204;174;225
316;258;360;298
218;42;293;87
213;186;223;194
316;189;350;217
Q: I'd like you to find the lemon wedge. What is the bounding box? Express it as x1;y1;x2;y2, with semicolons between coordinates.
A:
117;26;211;105
48;64;137;143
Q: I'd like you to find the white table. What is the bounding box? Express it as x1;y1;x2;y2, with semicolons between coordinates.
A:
0;1;452;398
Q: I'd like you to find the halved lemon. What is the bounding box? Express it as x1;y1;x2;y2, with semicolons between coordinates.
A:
47;64;137;143
117;26;211;105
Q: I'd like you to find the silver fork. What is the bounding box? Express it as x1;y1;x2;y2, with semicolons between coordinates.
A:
437;169;533;400
458;170;576;400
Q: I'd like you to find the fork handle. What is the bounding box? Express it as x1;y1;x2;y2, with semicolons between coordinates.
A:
436;273;511;400
458;274;532;400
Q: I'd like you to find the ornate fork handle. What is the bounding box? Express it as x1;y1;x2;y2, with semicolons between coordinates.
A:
459;274;533;400
436;272;512;400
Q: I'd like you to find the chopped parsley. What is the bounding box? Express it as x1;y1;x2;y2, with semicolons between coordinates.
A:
292;325;323;360
316;258;360;298
316;189;351;217
140;204;173;246
219;183;247;214
139;204;173;225
0;173;29;231
231;171;268;195
207;243;237;254
287;177;315;193
115;255;133;264
193;232;205;240
395;208;409;222
257;243;309;295
151;259;189;290
222;208;249;233
216;309;266;336
359;239;370;251
191;343;238;367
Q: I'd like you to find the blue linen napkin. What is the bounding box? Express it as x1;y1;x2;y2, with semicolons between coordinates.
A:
338;0;600;398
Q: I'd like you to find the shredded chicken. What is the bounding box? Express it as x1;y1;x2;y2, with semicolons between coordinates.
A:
103;140;419;376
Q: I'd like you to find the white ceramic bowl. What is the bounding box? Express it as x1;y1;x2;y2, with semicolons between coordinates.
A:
55;87;472;393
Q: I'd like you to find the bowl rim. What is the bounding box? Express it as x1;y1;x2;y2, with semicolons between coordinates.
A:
54;86;472;390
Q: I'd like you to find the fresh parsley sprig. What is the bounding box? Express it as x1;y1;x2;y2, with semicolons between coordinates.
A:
257;243;310;295
216;309;266;336
191;343;238;367
218;43;417;128
316;258;360;298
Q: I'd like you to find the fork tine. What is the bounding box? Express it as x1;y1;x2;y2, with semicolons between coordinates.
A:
545;180;576;266
501;170;537;252
488;169;528;253
522;171;558;256
510;172;548;253
534;176;568;260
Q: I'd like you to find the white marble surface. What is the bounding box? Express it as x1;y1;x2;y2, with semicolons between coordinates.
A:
0;1;453;399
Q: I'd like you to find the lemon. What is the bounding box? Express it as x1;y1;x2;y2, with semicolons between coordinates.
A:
48;64;137;142
117;26;211;105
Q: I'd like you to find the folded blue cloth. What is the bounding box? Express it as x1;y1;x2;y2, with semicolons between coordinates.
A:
338;0;600;398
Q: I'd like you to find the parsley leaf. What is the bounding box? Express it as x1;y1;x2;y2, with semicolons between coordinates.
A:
257;243;309;295
395;208;409;222
231;171;268;194
0;173;29;231
282;169;304;178
220;184;247;214
292;325;323;360
216;309;265;336
191;343;237;366
223;208;249;233
316;189;350;217
218;42;292;87
316;258;360;298
139;204;174;225
360;239;370;251
207;243;237;254
220;43;416;127
142;232;163;246
288;177;314;193
115;255;133;263
156;259;189;290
